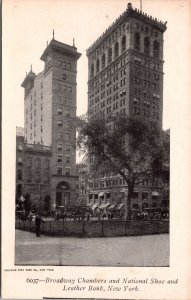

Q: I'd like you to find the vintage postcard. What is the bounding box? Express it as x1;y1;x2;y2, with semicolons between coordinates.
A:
1;0;191;299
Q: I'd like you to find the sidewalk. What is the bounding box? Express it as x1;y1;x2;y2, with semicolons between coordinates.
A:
15;229;169;266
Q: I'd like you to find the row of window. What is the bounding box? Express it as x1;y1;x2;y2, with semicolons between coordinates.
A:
90;34;160;78
29;91;43;105
17;157;49;169
134;55;160;71
90;61;161;95
56;82;73;94
57;131;71;142
17;169;49;184
90;89;160;109
90;20;130;60
89;87;126;106
89;106;126;118
99;98;126;110
90;35;127;77
27;134;43;143
57;167;70;176
133;107;160;120
57;155;71;164
88;177;161;189
134;68;160;81
57;95;73;105
135;88;160;99
57;142;70;153
133;98;160;110
57;120;72;131
29;87;41;100
26;106;43;123
89;55;128;88
25;158;49;168
57;59;71;71
134;33;160;58
135;22;159;38
132;76;160;91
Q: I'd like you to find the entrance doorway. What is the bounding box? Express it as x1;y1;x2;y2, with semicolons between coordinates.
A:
56;181;70;208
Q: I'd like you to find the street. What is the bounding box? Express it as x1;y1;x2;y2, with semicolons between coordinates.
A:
15;229;169;266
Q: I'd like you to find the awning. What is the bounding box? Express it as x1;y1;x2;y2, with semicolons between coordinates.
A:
152;191;159;196
92;203;98;210
99;203;110;209
117;203;125;209
99;192;104;197
109;204;116;209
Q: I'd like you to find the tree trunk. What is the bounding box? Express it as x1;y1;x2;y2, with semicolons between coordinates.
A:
124;182;134;221
124;192;128;221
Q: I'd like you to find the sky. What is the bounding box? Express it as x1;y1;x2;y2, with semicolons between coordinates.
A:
3;0;191;134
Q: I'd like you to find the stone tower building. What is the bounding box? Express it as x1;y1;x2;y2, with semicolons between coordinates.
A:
21;37;81;207
87;2;167;128
86;3;168;211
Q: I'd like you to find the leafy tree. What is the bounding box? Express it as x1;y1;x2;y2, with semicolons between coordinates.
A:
77;114;170;219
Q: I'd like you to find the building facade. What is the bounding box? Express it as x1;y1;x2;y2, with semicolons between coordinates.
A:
86;3;168;214
76;163;89;206
19;37;81;209
16;127;52;211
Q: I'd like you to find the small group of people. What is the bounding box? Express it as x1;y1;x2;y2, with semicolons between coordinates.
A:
97;211;114;220
130;210;169;220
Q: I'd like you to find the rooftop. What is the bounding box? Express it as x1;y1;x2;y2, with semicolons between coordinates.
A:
87;2;167;55
40;38;81;61
21;69;36;88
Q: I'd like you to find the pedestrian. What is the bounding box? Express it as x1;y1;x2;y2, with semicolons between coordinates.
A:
35;214;45;237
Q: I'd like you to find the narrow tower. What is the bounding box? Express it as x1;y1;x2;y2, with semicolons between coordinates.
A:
21;38;81;207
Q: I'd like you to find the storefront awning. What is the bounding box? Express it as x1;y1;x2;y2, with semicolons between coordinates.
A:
109;204;116;209
99;192;104;197
99;203;110;209
152;191;159;196
117;203;125;209
92;203;98;210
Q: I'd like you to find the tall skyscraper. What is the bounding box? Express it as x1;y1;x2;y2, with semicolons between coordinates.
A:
87;2;167;128
21;37;81;207
86;3;167;212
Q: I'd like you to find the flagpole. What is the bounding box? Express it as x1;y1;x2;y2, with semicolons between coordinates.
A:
140;0;142;11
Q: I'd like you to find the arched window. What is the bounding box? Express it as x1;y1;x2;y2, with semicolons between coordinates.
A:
96;59;100;73
153;40;160;58
134;32;140;51
90;63;94;78
121;35;126;52
102;53;106;69
108;48;112;64
114;42;119;58
144;37;150;55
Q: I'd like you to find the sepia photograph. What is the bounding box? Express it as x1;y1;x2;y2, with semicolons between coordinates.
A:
2;0;191;299
14;0;169;267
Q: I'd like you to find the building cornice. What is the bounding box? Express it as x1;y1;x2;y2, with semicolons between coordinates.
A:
87;3;167;56
40;39;81;61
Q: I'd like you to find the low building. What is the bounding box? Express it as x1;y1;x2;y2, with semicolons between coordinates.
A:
87;171;169;217
16;127;52;212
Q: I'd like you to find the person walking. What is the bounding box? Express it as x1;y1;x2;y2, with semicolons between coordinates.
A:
35;214;45;237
